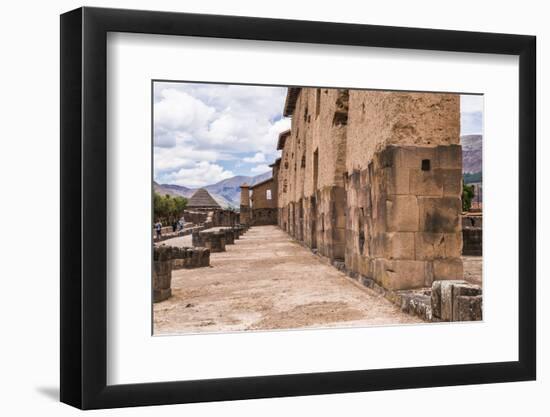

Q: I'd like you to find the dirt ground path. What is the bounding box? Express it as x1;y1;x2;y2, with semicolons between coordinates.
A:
154;225;421;335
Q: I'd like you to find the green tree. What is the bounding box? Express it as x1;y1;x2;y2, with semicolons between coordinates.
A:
462;184;475;212
153;193;188;225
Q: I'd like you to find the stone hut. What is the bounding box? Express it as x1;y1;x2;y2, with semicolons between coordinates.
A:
272;88;463;292
186;188;221;210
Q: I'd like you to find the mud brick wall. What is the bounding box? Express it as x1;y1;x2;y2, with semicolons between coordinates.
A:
346;91;460;168
273;88;463;291
250;178;275;209
275;88;349;261
239;184;251;225
243;178;277;226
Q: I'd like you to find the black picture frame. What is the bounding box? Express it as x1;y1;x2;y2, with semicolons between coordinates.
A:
60;6;536;410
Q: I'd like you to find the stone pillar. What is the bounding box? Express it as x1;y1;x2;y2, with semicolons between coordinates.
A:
199;230;226;252
222;228;235;245
240;183;251;225
153;246;172;302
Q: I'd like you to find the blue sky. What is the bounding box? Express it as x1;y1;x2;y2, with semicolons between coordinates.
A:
154;82;483;187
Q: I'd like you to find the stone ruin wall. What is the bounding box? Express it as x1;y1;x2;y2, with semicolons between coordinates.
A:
276;88;464;291
278;88;349;260
184;209;239;228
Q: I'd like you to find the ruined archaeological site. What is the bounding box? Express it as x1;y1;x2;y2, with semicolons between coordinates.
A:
153;87;483;335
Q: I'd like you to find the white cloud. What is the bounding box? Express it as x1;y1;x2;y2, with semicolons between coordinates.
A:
157;161;234;188
460;94;484;136
153;82;289;185
243;152;266;163
154;88;216;132
460;94;484;113
250;164;271;174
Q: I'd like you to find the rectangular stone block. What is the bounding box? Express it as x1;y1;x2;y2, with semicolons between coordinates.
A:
153;288;171;303
438;168;463;196
438;280;467;321
409;169;443;197
154;260;172;276
379;259;427;290
414;232;462;261
357;255;372;277
387;232;415;260
394;146;439;170
454;295;483;321
417;196;461;233
415;232;446;260
386;165;410;195
433;258;463;280
444;232;463;258
437;144;462;169
433;280;481;321
371;233;387;258
431;280;442;318
386;195;419;232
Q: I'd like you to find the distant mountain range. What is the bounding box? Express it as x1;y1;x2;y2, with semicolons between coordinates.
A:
461;134;482;176
154;171;272;209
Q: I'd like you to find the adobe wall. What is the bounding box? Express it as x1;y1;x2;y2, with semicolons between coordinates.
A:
275;88;463;291
250;179;276;209
240;181;277;226
239;184;251;225
346;91;460;171
277;88;349;260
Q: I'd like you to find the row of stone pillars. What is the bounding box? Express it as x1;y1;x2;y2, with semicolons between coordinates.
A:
153;224;251;303
191;224;249;253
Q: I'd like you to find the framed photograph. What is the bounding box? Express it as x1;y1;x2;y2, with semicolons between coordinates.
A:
60;6;536;409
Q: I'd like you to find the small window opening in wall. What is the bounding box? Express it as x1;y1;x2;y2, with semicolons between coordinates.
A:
266;189;272;200
421;159;431;171
301;155;306;168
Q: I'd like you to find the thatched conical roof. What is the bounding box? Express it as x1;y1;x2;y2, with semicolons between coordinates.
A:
187;188;221;208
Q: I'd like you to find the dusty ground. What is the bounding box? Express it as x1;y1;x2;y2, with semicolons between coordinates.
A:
462;255;483;286
154;225;421;335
